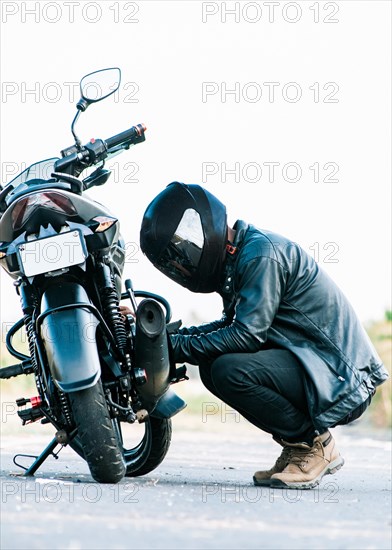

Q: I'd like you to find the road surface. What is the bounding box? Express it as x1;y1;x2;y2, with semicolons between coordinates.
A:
1;414;391;550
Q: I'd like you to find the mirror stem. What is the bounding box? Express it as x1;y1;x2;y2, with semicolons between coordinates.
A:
71;110;83;151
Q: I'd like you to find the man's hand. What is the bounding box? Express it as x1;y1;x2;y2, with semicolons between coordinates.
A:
119;304;135;321
120;303;182;335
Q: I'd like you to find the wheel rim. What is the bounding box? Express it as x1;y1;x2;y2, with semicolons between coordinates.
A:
113;417;153;469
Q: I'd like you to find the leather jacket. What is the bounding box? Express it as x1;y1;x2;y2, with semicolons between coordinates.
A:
170;220;388;429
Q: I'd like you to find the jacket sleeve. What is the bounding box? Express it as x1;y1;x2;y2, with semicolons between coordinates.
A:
178;316;230;336
170;257;287;365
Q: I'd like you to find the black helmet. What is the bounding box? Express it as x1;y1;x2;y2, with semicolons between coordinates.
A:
140;182;227;293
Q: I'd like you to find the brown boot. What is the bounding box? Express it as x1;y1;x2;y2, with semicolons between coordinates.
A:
270;431;344;489
253;445;293;486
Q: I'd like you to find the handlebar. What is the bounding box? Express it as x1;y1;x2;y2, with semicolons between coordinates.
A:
55;123;147;177
105;123;146;150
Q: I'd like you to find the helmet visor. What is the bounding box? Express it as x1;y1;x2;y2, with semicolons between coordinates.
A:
157;208;204;284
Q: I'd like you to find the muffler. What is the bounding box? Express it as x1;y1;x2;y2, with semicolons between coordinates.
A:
134;299;186;418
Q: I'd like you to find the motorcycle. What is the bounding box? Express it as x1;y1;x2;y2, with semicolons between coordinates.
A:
0;68;188;483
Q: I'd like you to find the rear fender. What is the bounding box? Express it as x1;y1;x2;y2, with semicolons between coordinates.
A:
39;282;101;392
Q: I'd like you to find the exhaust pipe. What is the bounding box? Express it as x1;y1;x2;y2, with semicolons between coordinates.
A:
134;299;186;417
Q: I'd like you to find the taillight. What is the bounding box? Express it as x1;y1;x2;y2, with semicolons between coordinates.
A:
12;192;76;230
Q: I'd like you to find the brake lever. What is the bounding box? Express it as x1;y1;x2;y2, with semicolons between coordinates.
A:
82;168;112;190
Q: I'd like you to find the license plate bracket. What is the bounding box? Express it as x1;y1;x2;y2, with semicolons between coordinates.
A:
18;230;87;277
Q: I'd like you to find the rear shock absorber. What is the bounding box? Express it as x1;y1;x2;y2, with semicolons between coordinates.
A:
24;315;37;369
98;262;127;355
19;283;39;374
18;282;48;403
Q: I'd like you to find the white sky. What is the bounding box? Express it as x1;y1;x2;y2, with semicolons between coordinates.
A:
0;1;391;332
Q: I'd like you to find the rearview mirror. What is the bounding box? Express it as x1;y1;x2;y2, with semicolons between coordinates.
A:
77;67;121;111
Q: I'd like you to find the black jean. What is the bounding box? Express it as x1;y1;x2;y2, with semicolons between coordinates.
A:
199;349;371;445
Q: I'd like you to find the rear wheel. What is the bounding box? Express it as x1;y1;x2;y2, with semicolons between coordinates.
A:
115;416;172;477
69;379;126;483
69;393;172;479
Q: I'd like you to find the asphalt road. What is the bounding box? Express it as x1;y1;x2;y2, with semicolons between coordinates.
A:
1;415;391;550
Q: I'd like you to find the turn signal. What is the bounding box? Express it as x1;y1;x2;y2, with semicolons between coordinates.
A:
91;216;117;233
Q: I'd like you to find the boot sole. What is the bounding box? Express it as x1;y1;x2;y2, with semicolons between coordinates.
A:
269;456;345;490
253;476;275;487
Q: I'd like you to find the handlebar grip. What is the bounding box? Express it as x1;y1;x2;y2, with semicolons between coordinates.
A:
105;123;146;150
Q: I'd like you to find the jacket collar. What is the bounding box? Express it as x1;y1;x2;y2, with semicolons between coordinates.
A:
232;220;249;248
219;220;249;297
